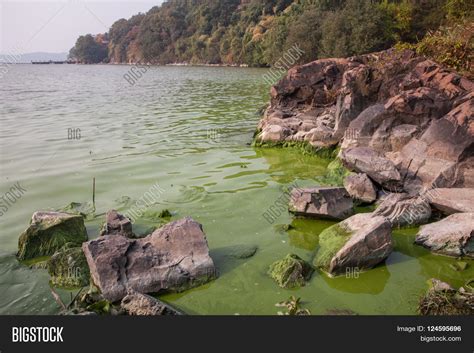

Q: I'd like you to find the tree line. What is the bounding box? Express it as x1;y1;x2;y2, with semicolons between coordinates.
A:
69;0;472;76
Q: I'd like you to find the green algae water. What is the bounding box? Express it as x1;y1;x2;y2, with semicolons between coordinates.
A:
0;65;472;315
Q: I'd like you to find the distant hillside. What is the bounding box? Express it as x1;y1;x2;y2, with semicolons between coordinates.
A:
0;52;68;63
69;0;473;74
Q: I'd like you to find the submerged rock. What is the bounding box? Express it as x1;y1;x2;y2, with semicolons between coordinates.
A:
373;193;431;227
343;173;377;204
418;279;473;315
99;210;134;238
121;291;182;315
224;244;258;259
48;246;90;288
289;187;354;220
426;188;474;215
268;254;313;289
17;211;88;261
314;213;392;276
415;213;474;258
82;217;217;302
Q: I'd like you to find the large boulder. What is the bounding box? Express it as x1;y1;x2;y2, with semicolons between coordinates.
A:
48;245;90;288
289;187;354;220
120;291;182;315
82;217;217;302
99;210;134;238
340;147;402;190
373;193;432;227
415;213;474;258
268;254;313;289
425;188;474;215
17;211;88;261
314;213;392;276
343;173;377;203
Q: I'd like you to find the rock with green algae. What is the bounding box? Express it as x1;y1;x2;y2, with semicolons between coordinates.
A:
17;211;88;261
268;254;314;289
225;244;258;259
313;213;392;276
47;245;90;288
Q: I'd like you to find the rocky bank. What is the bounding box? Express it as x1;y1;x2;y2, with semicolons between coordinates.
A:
256;48;473;275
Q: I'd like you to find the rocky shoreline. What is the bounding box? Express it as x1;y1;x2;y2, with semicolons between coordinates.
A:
254;48;473;313
13;48;473;315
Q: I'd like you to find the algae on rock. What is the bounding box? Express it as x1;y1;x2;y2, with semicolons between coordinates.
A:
268;254;314;289
48;246;90;288
17;211;88;261
313;224;352;271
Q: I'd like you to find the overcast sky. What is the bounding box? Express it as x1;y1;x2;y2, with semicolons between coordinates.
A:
0;0;163;54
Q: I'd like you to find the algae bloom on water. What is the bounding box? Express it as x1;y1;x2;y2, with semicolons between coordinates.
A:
268;254;314;289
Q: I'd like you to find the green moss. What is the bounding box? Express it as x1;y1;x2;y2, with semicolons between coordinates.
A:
158;209;172;218
268;254;314;289
47;246;90;288
313;224;352;271
17;214;88;261
252;139;338;159
315;158;351;186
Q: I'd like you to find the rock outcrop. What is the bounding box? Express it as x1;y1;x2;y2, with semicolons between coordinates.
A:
99;210;134;238
313;213;392;276
289;187;354;220
82;217;217;302
256;49;474;193
343;173;377;204
415;213;474;258
17;211;88;261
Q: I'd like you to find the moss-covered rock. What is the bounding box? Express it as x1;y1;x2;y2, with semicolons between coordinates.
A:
268;254;313;289
313;213;393;275
17;211;88;261
315;158;351;186
48;246;90;288
313;224;352;270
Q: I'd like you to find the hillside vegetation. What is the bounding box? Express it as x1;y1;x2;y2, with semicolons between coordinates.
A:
70;0;473;76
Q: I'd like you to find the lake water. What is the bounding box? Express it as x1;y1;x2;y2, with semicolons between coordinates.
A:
0;65;472;315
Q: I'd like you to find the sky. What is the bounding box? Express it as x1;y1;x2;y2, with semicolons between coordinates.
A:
0;0;163;54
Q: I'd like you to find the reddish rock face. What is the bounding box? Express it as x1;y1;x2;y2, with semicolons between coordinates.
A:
257;49;473;191
83;217;217;302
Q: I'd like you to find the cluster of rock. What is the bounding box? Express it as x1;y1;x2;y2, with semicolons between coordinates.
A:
259;48;473;277
16;209;217;315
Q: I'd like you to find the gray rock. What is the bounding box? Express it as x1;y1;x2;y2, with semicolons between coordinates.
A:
99;210;134;238
17;211;88;261
425;188;474;215
374;193;431;227
121;291;182;315
340;147;402;190
343;173;377;203
83;217;217;302
289;187;354;220
314;213;392;276
415;213;474;258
